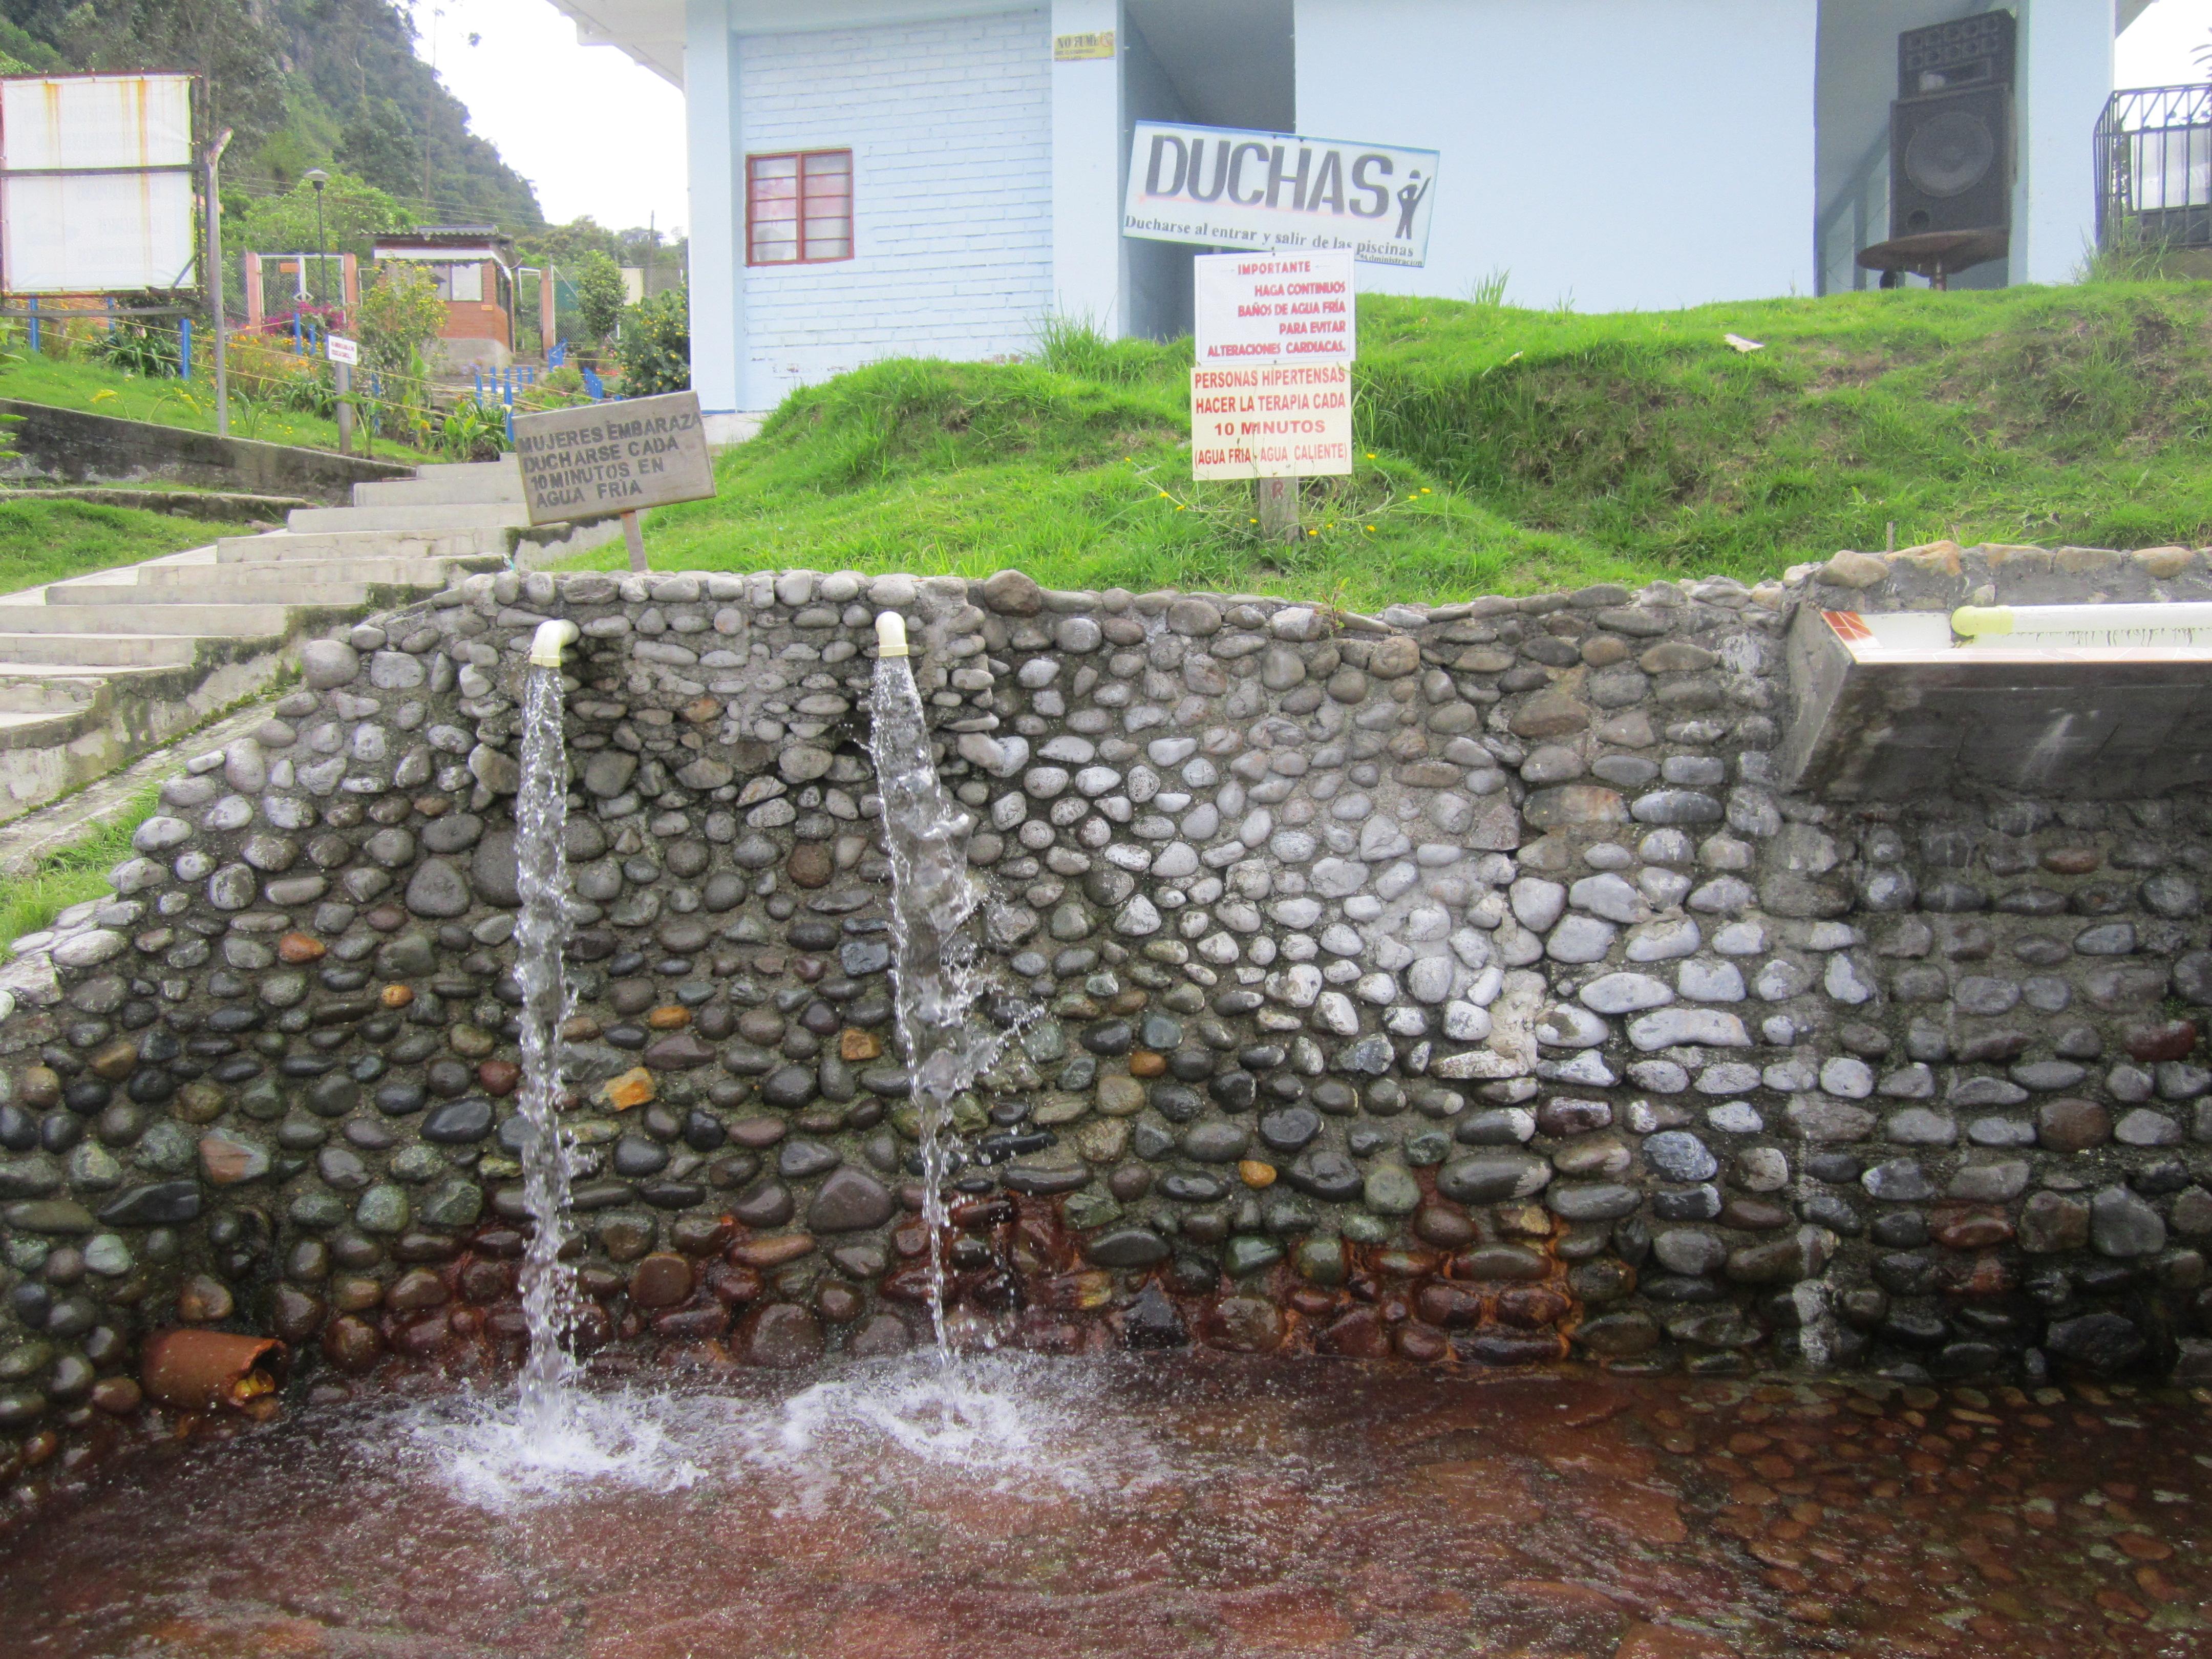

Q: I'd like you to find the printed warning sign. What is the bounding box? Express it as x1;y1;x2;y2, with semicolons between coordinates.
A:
1190;362;1353;480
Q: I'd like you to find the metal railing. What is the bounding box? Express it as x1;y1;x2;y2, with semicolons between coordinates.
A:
2096;83;2212;251
1816;127;1893;296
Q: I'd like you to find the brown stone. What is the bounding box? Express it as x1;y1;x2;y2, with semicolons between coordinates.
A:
1822;549;1891;588
1316;1307;1391;1358
1413;1204;1476;1248
839;1028;882;1061
2125;1021;2199;1063
1238;1159;1278;1189
730;1233;816;1269
2134;545;2195;579
276;932;326;964
87;1039;140;1082
1575;1311;1660;1356
477;1059;521;1097
600;1067;656;1111
1497;1285;1574;1328
2040;847;2100;875
1929;1206;2014;1250
786;843;834;888
1205;1294;1286;1353
1128;1049;1166;1077
1393;1322;1451;1362
647;1005;693;1030
90;1375;142;1414
270;1286;326;1344
1415;1282;1483;1328
2037;1098;2110;1152
385;1268;449;1313
680;695;722;725
743;1302;825;1368
18;1065;59;1108
2018;1191;2091;1254
1507;692;1591;739
177;1274;234;1323
380;984;414;1008
628;1252;694;1309
197;1131;268;1186
816;1282;864;1323
320;1315;382;1374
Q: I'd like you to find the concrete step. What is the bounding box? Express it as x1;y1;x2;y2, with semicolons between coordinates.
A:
0;635;208;667
351;458;524;508
122;562;457;600
0;603;293;636
68;575;375;607
217;527;509;562
287;502;527;534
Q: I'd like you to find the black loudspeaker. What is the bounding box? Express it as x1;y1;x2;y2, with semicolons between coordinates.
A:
1891;83;2012;238
1898;13;2015;98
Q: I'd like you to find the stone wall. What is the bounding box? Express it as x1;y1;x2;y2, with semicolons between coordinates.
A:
7;545;2212;1488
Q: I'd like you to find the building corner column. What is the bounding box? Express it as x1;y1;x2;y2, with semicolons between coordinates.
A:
2013;0;2113;285
1050;0;1124;336
686;0;747;417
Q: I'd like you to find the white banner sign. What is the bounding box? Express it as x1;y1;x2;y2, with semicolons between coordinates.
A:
0;74;197;294
1194;250;1354;366
1191;363;1353;480
325;334;359;366
1126;121;1438;268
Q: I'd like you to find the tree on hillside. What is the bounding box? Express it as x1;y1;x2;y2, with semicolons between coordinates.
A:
239;170;408;260
0;0;545;232
518;217;626;271
357;259;444;377
616;288;689;395
574;251;626;358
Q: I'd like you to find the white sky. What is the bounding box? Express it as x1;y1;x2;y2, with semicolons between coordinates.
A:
414;0;2212;239
410;0;689;237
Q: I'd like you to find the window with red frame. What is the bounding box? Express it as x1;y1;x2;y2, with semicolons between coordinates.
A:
747;150;854;265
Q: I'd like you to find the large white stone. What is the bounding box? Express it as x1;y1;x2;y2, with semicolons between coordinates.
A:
1579;972;1674;1015
1627;1008;1751;1050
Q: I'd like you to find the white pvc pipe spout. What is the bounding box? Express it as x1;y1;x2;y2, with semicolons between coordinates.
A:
528;619;581;668
876;611;910;658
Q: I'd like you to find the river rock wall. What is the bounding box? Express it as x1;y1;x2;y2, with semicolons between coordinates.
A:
7;546;2212;1484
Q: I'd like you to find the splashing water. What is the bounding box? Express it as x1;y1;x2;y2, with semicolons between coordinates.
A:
868;632;1029;1359
511;665;586;1437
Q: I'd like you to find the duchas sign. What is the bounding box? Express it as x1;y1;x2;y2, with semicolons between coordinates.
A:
1124;121;1438;268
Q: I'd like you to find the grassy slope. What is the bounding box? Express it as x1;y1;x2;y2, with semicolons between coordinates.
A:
0;498;232;594
0;354;435;462
0;789;158;949
589;282;2212;609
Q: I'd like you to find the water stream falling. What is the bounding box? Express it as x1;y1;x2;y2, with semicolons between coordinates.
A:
867;612;1027;1359
511;664;586;1432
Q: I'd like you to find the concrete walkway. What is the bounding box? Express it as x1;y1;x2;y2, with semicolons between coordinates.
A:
0;459;532;824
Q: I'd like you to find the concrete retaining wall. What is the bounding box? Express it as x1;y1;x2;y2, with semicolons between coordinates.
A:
5;546;2212;1489
0;401;412;504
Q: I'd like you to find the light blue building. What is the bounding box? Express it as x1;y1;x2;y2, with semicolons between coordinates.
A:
550;1;2145;432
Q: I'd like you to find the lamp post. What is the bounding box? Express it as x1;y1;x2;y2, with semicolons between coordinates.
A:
304;168;329;311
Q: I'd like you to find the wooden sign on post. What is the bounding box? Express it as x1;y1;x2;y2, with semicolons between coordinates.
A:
1190;252;1355;540
511;389;716;573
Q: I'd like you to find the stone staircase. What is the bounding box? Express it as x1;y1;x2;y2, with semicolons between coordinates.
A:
0;458;543;820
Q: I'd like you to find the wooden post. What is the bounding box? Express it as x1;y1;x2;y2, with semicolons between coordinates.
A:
623;509;647;573
1258;477;1301;542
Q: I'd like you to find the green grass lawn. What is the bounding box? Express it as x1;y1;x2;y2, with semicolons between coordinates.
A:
0;786;157;950
0;352;435;462
0;497;234;594
582;281;2212;609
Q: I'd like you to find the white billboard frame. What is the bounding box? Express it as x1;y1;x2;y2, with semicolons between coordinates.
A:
0;73;199;295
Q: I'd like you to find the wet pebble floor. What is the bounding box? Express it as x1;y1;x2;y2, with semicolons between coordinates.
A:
2;1357;2208;1658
